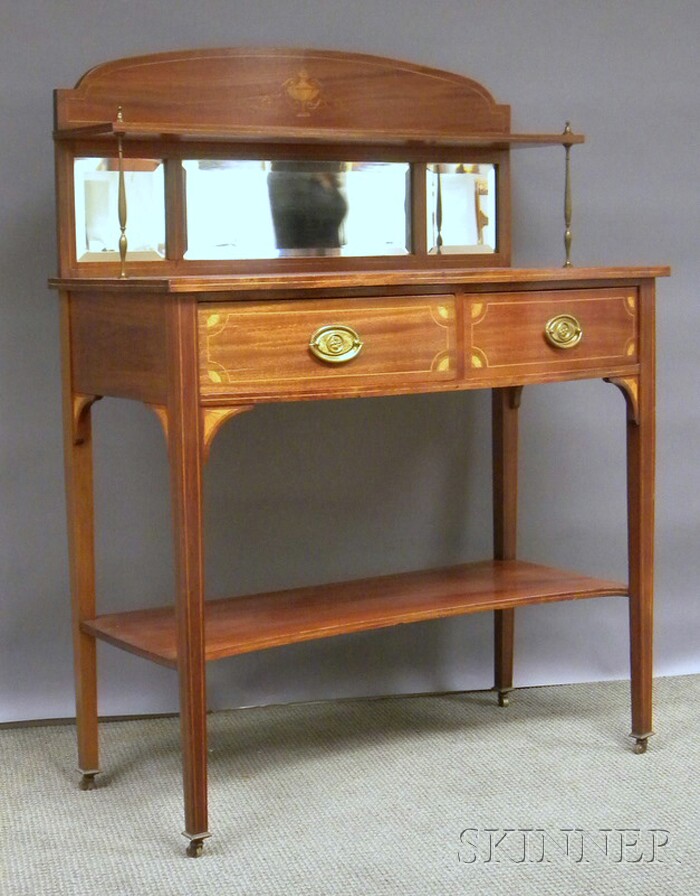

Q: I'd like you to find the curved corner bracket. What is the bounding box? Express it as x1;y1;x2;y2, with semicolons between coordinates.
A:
202;406;254;461
509;385;524;410
604;376;640;424
146;404;169;442
72;394;102;445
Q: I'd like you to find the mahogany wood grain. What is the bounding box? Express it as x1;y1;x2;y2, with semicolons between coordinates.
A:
82;560;627;669
626;280;656;740
605;376;640;425
56;278;654;410
51;48;667;854
56;124;585;148
164;158;187;261
49;266;670;294
495;151;512;267
54;142;76;278
198;296;458;400
60;292;99;775
60;138;516;163
197;362;641;407
492;387;522;695
468;288;637;372
194;288;645;405
69;291;168;403
57;254;517;282
410;163;428;256
55;276;654;411
54;48;512;140
166;295;209;840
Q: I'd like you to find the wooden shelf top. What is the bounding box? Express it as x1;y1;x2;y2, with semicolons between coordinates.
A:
82;560;627;669
49;265;670;294
53;120;585;148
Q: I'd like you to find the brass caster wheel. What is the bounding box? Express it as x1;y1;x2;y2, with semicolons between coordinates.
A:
186;839;204;858
497;691;510;708
79;773;96;791
633;738;648;755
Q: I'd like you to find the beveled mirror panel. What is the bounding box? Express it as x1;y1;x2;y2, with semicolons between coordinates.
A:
183;160;410;259
427;163;496;254
74;158;166;262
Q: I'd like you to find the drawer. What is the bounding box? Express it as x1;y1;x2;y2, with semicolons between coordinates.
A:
467;288;637;372
199;295;457;399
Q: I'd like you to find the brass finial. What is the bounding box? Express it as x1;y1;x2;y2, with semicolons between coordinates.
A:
116;105;124;123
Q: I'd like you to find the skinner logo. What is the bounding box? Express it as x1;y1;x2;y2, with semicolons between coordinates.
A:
458;828;673;865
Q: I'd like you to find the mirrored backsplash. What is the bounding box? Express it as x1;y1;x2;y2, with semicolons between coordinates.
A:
73;158;497;263
427;163;496;254
183;160;411;259
74;158;166;262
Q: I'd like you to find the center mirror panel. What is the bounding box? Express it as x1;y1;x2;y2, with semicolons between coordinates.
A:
183;160;411;259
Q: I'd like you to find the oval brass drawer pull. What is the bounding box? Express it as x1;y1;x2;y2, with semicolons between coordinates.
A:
309;325;364;364
544;314;583;349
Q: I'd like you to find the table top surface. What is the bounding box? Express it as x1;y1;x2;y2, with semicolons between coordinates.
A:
50;265;670;294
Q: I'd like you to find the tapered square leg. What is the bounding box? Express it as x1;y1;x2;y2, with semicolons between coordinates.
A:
627;287;656;752
609;286;656;753
166;296;210;854
492;387;522;706
60;293;100;783
494;609;515;706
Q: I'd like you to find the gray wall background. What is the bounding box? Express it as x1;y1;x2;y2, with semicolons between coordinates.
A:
1;1;698;722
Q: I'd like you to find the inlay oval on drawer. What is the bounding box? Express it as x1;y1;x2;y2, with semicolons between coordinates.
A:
199;295;457;399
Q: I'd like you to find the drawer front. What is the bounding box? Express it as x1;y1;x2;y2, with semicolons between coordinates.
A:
199;295;457;398
467;288;637;372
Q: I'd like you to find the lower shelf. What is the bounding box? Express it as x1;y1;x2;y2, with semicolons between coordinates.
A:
82;559;627;669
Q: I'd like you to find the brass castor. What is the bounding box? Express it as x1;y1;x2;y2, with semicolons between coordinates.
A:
186;839;204;858
633;737;648;755
79;773;96;791
497;690;510;708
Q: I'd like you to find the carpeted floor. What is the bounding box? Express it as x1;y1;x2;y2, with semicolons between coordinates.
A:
1;675;698;895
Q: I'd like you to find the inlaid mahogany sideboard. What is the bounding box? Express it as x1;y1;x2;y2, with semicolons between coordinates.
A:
50;48;669;856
